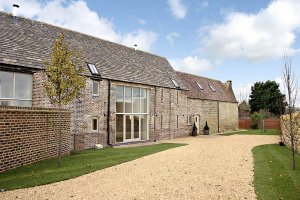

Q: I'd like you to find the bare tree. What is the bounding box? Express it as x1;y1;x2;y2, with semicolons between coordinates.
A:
281;56;299;170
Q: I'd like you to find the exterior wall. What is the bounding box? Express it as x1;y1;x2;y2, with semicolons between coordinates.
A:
33;72;108;150
187;99;218;133
154;87;189;140
0;106;71;172
219;102;238;132
187;99;238;134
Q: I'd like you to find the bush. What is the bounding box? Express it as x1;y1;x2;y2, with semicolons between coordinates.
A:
204;121;209;130
251;123;258;129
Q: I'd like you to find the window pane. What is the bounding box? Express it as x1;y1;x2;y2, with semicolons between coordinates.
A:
116;114;123;142
132;88;140;113
13;100;32;107
125;115;131;139
140;89;147;113
92;81;99;96
15;73;32;99
141;115;147;140
0;100;12;106
125;87;132;113
92;118;98;131
116;86;124;113
134;115;139;139
0;71;13;98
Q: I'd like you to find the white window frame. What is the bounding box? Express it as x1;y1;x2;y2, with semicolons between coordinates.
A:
91;117;99;132
0;71;32;107
196;82;203;90
209;85;217;92
187;115;192;125
92;81;99;96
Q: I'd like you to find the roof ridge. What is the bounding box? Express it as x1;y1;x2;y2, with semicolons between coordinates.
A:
175;70;223;83
0;11;167;60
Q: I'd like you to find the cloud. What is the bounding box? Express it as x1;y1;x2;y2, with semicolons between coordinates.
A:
200;0;209;9
121;30;157;51
166;32;180;45
170;56;213;74
199;0;300;60
167;0;187;19
138;18;147;25
0;0;157;51
233;83;252;103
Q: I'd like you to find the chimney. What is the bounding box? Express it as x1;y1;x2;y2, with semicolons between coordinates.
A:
224;80;232;90
134;44;137;50
12;4;20;18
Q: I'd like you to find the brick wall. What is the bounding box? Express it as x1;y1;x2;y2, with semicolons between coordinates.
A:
0;106;71;172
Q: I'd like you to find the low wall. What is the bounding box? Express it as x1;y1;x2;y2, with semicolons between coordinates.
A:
0;106;71;172
239;118;280;129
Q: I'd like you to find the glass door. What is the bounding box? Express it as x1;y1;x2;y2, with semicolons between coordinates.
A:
124;115;141;142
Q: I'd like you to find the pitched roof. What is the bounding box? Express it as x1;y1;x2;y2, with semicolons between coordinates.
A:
176;71;237;103
0;12;186;90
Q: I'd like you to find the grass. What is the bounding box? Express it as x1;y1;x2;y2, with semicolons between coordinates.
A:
252;144;300;200
0;143;185;191
221;129;280;136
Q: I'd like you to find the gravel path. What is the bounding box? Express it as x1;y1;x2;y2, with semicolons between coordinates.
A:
1;135;278;200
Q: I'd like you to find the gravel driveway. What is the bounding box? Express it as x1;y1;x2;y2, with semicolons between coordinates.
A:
1;135;278;200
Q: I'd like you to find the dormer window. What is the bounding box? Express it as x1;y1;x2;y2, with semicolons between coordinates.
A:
87;63;99;75
209;85;216;92
196;82;203;90
170;79;180;88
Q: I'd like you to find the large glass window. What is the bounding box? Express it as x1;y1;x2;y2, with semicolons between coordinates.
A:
115;85;148;143
0;71;32;107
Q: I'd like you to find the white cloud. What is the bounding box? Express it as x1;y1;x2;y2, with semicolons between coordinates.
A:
121;30;157;51
170;56;213;74
166;32;180;45
0;0;157;51
233;83;252;103
276;76;300;107
199;0;300;60
138;19;147;25
200;0;209;9
167;0;187;19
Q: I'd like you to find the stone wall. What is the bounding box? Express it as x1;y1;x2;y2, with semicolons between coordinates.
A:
280;114;300;153
0;106;71;172
219;102;238;132
187;99;238;134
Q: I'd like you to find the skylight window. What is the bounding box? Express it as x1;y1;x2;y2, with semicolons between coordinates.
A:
209;85;217;92
196;82;203;90
171;79;180;88
87;63;99;75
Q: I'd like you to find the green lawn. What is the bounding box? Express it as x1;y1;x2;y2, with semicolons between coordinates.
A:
0;143;185;191
252;144;300;200
221;129;279;136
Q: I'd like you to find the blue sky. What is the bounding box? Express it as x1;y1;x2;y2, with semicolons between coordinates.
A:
1;0;299;103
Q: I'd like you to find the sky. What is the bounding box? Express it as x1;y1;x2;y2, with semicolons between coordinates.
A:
0;0;299;105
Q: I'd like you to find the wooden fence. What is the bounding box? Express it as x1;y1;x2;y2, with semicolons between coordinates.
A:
239;118;281;129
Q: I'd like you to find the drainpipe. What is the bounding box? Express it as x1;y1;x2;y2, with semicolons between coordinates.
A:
154;87;157;142
107;80;111;145
217;101;220;133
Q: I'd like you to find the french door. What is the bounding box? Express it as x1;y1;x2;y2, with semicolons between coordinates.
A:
125;115;140;141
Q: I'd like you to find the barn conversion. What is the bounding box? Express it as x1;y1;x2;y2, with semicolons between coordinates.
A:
0;11;238;150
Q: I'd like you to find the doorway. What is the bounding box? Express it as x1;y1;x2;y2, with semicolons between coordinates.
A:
195;115;200;134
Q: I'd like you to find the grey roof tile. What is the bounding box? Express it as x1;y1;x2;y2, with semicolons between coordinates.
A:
176;71;237;103
0;12;186;90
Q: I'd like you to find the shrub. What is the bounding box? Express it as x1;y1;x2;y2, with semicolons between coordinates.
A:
204;121;209;130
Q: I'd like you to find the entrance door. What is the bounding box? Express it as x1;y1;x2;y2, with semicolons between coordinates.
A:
124;115;141;142
195;115;200;134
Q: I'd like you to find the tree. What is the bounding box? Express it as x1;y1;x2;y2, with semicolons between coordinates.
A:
44;33;86;167
249;81;285;116
281;57;299;170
